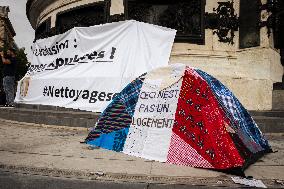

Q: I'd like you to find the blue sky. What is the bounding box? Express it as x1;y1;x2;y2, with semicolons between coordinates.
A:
1;0;34;61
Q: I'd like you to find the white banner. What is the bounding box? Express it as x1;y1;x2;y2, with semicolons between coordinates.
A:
15;20;176;112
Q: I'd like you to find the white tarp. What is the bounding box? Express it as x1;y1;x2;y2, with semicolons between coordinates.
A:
15;20;176;112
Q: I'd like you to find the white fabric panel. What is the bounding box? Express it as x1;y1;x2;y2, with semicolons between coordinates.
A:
123;65;185;162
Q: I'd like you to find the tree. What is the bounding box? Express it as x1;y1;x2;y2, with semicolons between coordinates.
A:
15;48;29;81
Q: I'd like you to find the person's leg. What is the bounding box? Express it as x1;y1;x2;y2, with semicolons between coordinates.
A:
3;76;15;106
3;76;9;105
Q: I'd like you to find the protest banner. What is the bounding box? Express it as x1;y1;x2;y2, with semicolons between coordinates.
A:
15;20;176;112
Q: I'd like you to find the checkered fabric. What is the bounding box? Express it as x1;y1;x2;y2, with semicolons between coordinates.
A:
220;95;236;116
167;132;214;168
220;94;265;154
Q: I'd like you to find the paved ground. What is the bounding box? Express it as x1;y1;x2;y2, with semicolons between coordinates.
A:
0;118;284;188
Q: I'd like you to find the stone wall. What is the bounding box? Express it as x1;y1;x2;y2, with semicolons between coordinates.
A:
169;0;282;110
27;0;283;110
0;6;15;49
0;19;5;48
0;6;9;48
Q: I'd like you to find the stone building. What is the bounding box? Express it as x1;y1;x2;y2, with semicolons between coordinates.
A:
0;6;16;49
26;0;284;110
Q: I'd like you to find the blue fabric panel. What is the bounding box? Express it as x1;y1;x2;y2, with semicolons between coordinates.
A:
196;69;270;151
86;100;131;141
87;128;129;152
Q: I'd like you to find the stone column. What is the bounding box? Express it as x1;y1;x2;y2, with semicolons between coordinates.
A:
110;0;124;15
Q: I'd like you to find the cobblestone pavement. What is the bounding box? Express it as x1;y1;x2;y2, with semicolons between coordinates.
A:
0;119;283;188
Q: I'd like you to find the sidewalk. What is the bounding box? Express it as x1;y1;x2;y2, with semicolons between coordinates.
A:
0;118;283;188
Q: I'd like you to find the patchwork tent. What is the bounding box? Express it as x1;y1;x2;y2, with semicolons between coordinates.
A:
85;64;271;176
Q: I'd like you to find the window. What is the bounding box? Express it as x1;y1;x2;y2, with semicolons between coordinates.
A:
35;17;51;40
124;0;206;44
56;1;110;34
239;0;260;49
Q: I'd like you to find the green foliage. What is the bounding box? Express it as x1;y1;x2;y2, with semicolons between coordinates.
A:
15;48;29;80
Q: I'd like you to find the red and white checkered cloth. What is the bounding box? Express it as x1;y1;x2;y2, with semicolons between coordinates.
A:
167;132;213;168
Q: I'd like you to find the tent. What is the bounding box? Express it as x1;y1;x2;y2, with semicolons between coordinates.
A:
85;64;271;176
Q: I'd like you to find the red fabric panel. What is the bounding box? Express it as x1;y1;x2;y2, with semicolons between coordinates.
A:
172;67;244;169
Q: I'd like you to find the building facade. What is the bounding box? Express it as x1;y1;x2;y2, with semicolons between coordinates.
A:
26;0;284;110
0;6;16;49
